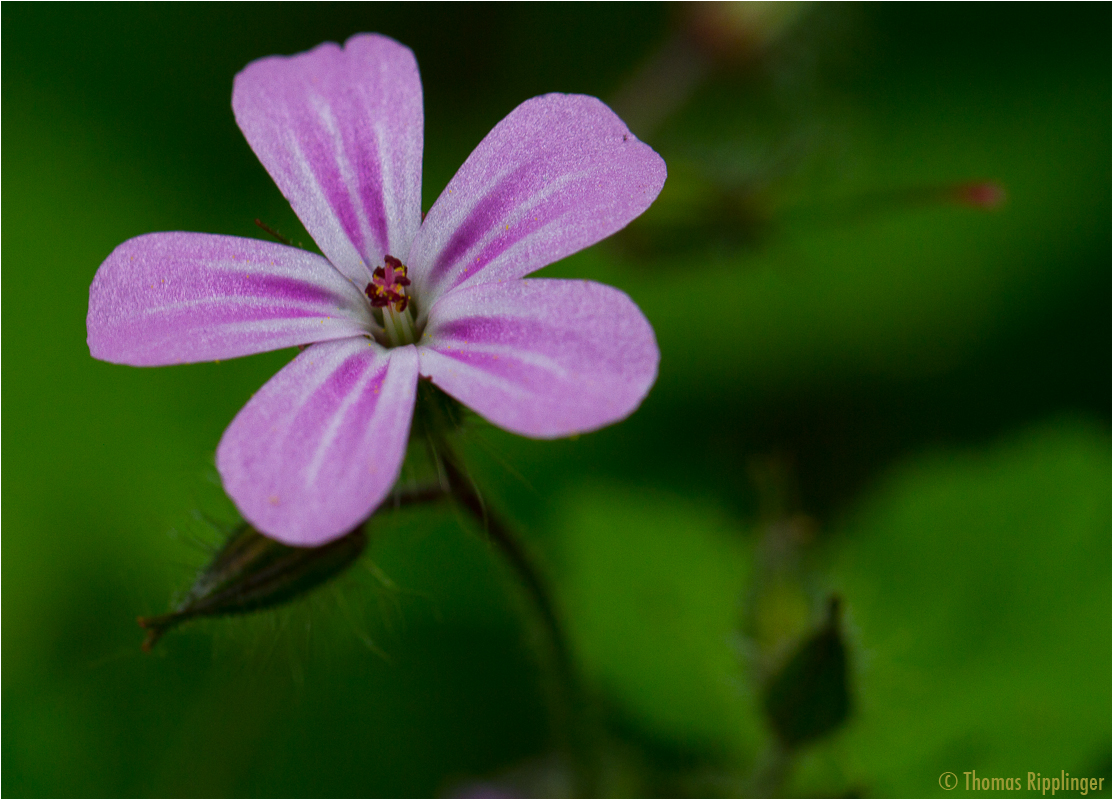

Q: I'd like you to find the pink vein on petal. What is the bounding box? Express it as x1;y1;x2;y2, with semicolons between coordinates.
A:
217;339;419;546
233;34;424;286
87;232;372;365
408;93;666;310
418;278;659;438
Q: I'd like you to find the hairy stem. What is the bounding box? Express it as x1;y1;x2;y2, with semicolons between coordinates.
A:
437;448;598;795
440;457;572;673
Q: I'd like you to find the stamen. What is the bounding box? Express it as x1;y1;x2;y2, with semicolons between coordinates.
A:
382;303;401;343
395;303;415;342
366;255;416;345
254;218;294;246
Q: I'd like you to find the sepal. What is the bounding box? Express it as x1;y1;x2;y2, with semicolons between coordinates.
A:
139;522;367;650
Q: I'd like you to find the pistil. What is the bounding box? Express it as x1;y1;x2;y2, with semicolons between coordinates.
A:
366;255;416;346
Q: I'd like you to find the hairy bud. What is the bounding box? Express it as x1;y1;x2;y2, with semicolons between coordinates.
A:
139;523;367;650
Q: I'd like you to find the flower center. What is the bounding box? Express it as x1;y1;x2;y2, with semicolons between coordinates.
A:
365;255;411;311
365;255;417;346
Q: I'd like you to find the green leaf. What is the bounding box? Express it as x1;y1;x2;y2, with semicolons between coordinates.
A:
554;485;761;756
790;420;1111;796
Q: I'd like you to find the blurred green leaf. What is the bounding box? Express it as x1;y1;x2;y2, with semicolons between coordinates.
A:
554;485;761;756
790;420;1112;796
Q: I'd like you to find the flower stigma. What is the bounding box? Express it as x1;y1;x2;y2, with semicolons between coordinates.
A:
365;255;417;346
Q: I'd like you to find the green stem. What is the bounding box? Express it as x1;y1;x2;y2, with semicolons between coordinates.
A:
436;447;598;795
439;456;573;677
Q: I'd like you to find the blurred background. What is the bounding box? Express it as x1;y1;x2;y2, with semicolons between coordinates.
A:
3;3;1109;796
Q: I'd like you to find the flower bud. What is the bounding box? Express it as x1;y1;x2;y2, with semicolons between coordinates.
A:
762;595;851;749
951;181;1006;209
686;1;808;62
139;522;367;650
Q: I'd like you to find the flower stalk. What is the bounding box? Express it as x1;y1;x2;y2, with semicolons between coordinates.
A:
411;386;596;793
441;453;572;679
443;452;599;795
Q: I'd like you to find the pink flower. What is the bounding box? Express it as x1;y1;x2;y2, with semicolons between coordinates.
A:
87;34;665;546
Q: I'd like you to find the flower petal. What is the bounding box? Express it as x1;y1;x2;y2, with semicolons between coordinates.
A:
418;278;659;438
217;339;419;546
407;94;666;312
233;33;423;287
87;232;373;366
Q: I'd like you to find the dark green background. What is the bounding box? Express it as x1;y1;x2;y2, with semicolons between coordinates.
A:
3;3;1109;797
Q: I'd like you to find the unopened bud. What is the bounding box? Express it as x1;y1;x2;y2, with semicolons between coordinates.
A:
951;181;1006;209
762;595;851;749
686;1;808;62
139;523;367;650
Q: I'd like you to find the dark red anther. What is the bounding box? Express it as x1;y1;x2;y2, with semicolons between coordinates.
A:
365;255;412;312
